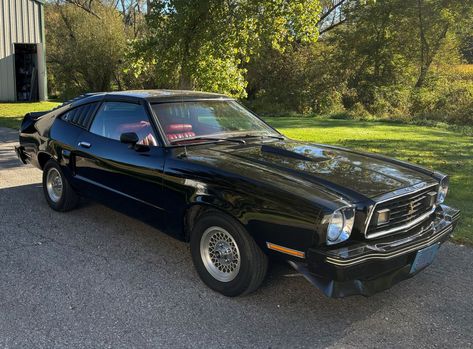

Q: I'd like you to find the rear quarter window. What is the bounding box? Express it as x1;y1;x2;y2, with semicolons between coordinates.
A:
61;103;100;129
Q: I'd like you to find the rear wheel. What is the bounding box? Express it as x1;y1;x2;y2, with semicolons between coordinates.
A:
42;159;79;212
190;210;268;296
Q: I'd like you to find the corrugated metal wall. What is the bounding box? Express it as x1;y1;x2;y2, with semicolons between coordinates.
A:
0;0;44;101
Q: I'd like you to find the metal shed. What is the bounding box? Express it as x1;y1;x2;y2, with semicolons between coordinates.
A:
0;0;47;102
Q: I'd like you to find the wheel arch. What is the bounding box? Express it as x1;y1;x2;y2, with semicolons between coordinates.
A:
183;201;247;243
37;151;55;169
181;189;321;256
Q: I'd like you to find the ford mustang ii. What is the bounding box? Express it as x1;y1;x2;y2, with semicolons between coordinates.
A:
15;90;460;297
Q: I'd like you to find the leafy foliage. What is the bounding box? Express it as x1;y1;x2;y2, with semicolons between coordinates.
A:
46;4;129;99
44;0;473;124
246;0;473;124
130;0;321;97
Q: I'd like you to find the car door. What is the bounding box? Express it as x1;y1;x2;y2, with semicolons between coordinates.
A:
73;100;168;227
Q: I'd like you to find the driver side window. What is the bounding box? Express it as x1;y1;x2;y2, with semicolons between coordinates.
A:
89;102;158;146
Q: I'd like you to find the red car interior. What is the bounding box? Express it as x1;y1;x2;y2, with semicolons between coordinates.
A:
113;121;197;142
165;124;196;141
116;121;157;146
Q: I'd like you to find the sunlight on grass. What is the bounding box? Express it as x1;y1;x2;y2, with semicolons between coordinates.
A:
0;102;61;129
264;117;473;245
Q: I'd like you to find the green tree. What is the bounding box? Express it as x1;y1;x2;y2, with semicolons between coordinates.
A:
246;0;473;120
46;3;129;99
131;0;321;97
415;0;472;87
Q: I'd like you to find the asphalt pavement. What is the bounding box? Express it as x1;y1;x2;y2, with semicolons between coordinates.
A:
0;127;472;348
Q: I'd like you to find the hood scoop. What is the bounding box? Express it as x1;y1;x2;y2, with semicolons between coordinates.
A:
261;144;312;161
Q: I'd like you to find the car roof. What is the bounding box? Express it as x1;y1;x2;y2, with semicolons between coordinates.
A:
75;90;231;103
54;90;233;114
110;89;229;101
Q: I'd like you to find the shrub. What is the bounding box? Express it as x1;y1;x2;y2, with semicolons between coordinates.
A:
369;85;412;120
410;78;473;124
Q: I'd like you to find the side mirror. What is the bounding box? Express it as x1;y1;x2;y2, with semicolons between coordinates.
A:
120;132;150;152
120;132;139;145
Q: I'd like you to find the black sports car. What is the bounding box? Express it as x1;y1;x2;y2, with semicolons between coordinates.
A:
15;90;460;297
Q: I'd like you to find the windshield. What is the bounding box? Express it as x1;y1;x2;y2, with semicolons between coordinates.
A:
151;100;279;143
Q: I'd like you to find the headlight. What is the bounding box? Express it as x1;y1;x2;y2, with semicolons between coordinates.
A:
437;176;449;204
326;207;355;245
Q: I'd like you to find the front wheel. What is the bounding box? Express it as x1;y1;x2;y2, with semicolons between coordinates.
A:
190;210;268;297
42;159;79;212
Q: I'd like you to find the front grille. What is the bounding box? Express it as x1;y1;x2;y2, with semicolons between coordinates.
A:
366;185;437;238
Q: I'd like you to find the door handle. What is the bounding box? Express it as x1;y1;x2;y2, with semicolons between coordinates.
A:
78;141;91;149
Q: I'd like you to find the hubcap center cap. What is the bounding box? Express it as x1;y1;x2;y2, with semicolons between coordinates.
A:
215;241;234;265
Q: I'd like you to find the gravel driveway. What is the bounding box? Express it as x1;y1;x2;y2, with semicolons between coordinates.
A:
1;127;472;348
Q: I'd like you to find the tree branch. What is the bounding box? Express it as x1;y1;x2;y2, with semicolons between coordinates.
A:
317;0;348;26
63;0;101;19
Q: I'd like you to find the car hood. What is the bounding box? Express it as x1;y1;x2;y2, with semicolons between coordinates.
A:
197;139;435;201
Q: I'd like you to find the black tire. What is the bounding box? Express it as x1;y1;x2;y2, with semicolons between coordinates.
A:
42;159;79;212
190;210;268;297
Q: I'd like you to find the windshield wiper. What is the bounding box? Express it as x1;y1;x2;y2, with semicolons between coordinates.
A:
263;135;285;140
170;137;246;145
230;134;284;141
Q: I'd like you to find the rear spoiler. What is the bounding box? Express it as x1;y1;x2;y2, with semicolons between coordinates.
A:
20;111;49;132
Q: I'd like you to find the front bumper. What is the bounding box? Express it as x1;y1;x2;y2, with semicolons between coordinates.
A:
291;204;460;298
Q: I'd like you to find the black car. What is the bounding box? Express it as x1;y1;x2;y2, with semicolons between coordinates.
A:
15;90;460;297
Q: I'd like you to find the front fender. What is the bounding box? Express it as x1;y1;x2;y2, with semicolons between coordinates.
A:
185;185;324;256
164;152;338;255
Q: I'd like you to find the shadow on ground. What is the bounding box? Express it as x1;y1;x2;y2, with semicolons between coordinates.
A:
0;127;21;170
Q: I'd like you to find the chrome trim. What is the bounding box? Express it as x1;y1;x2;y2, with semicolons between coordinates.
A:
436;175;449;204
437;204;461;223
367;206;436;239
363;183;438;238
326;205;356;245
78;141;91;148
75;175;165;211
326;224;453;267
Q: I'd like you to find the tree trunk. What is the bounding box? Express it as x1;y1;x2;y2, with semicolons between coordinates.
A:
176;2;211;90
178;68;192;90
415;0;449;88
415;63;430;88
178;42;192;90
415;26;448;88
416;0;428;88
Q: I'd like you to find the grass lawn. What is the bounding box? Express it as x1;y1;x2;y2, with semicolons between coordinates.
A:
0;102;61;129
263;117;473;245
0;103;470;244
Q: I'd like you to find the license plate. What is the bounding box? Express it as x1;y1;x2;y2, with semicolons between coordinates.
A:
410;243;439;274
